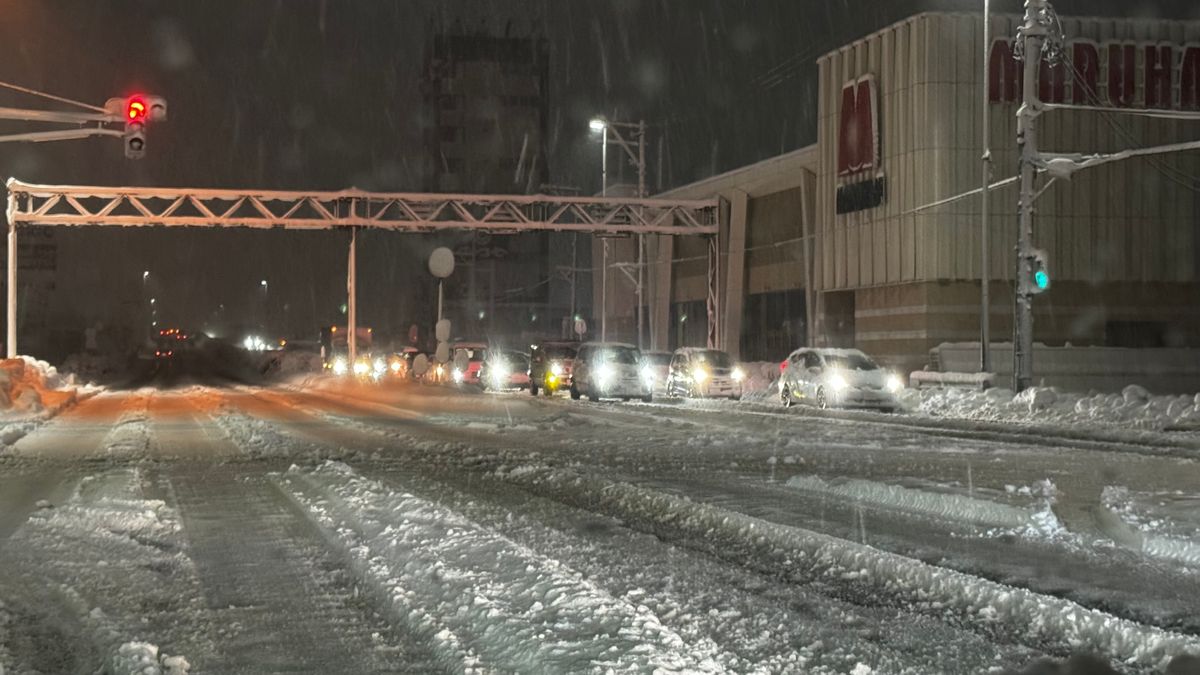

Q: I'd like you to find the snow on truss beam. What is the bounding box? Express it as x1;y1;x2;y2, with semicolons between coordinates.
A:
5;179;720;236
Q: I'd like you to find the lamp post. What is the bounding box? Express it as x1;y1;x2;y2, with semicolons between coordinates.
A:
589;116;647;347
142;270;150;343
260;279;269;336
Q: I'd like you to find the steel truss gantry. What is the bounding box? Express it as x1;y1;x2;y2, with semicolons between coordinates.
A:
5;179;723;360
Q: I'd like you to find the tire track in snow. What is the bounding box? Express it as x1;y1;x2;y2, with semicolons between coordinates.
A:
277;461;726;674
165;464;435;673
271;404;1200;669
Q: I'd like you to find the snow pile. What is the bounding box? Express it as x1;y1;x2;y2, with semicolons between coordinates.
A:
489;462;1200;671
273;349;323;376
0;356;88;417
60;352;125;385
278;462;724;674
1101;486;1200;568
898;384;1200;432
107;642;190;675
784;475;1053;531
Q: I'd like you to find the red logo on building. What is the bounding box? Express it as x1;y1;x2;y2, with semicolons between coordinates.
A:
837;75;879;177
989;39;1200;109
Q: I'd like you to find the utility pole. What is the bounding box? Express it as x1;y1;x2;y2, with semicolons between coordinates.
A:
980;0;993;373
636;119;646;351
1013;0;1049;391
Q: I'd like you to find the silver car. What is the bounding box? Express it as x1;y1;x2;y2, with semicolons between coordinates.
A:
778;348;902;411
570;342;654;403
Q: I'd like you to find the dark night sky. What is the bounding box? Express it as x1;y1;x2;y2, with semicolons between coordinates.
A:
1;1;1196;348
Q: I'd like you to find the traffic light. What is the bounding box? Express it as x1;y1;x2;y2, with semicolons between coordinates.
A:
108;95;167;159
123;96;147;159
1022;248;1051;295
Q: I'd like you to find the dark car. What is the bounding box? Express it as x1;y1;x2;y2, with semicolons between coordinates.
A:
528;340;580;396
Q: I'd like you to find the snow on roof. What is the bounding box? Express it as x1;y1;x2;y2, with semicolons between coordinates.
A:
580;341;638;349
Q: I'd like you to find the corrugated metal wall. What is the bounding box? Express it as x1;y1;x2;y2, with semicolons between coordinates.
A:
816;12;1200;292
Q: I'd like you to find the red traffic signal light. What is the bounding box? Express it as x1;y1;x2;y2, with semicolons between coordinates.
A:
127;97;148;121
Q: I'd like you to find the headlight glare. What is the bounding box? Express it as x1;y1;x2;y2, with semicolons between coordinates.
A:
452;368;464;383
731;367;746;382
353;360;369;376
692;367;708;383
332;358;348;376
596;364;614;385
641;366;655;385
550;362;564;377
886;374;903;393
828;371;848;392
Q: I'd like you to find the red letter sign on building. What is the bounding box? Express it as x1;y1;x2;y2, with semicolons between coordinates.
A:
837;75;878;177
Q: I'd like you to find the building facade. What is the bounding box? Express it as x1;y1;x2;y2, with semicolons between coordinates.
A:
613;11;1200;380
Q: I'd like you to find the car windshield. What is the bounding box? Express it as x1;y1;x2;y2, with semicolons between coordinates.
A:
644;353;671;366
492;351;527;368
692;350;733;368
598;347;640;365
824;353;879;371
542;345;577;360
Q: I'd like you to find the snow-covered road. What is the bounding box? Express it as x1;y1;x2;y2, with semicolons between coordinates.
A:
1;379;1198;674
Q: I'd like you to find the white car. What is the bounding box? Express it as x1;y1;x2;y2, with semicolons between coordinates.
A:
778;348;902;411
641;350;672;395
570;342;653;403
665;348;744;400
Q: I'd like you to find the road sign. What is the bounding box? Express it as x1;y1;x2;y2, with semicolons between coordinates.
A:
435;341;450;363
429;247;455;278
435;319;451;343
412;353;429;376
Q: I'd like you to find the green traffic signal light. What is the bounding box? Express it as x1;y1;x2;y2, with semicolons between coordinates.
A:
1034;269;1049;290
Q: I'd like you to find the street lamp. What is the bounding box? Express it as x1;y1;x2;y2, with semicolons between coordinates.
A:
589;115;647;347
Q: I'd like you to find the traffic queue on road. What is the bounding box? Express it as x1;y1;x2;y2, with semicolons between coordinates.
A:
322;335;905;412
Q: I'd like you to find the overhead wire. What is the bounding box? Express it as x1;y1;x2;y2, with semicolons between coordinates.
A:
0;79;107;113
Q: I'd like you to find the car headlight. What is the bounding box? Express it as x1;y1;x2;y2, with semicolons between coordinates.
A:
492;366;510;383
827;371;848;392
390;361;402;373
641;366;656;386
332;358;348;376
452;368;464;383
886;374;903;393
353;360;369;376
731;367;745;382
374;358;386;374
692;367;708;383
596;364;614;386
550;362;564;377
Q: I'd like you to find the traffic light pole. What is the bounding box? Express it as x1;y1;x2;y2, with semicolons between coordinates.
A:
1013;0;1047;392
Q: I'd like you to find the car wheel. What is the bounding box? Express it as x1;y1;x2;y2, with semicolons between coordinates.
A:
570;385;581;400
780;385;793;408
641;394;652;403
816;387;828;410
530;382;538;396
730;395;741;401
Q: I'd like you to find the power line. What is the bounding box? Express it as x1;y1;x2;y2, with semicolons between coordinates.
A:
0;79;106;113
